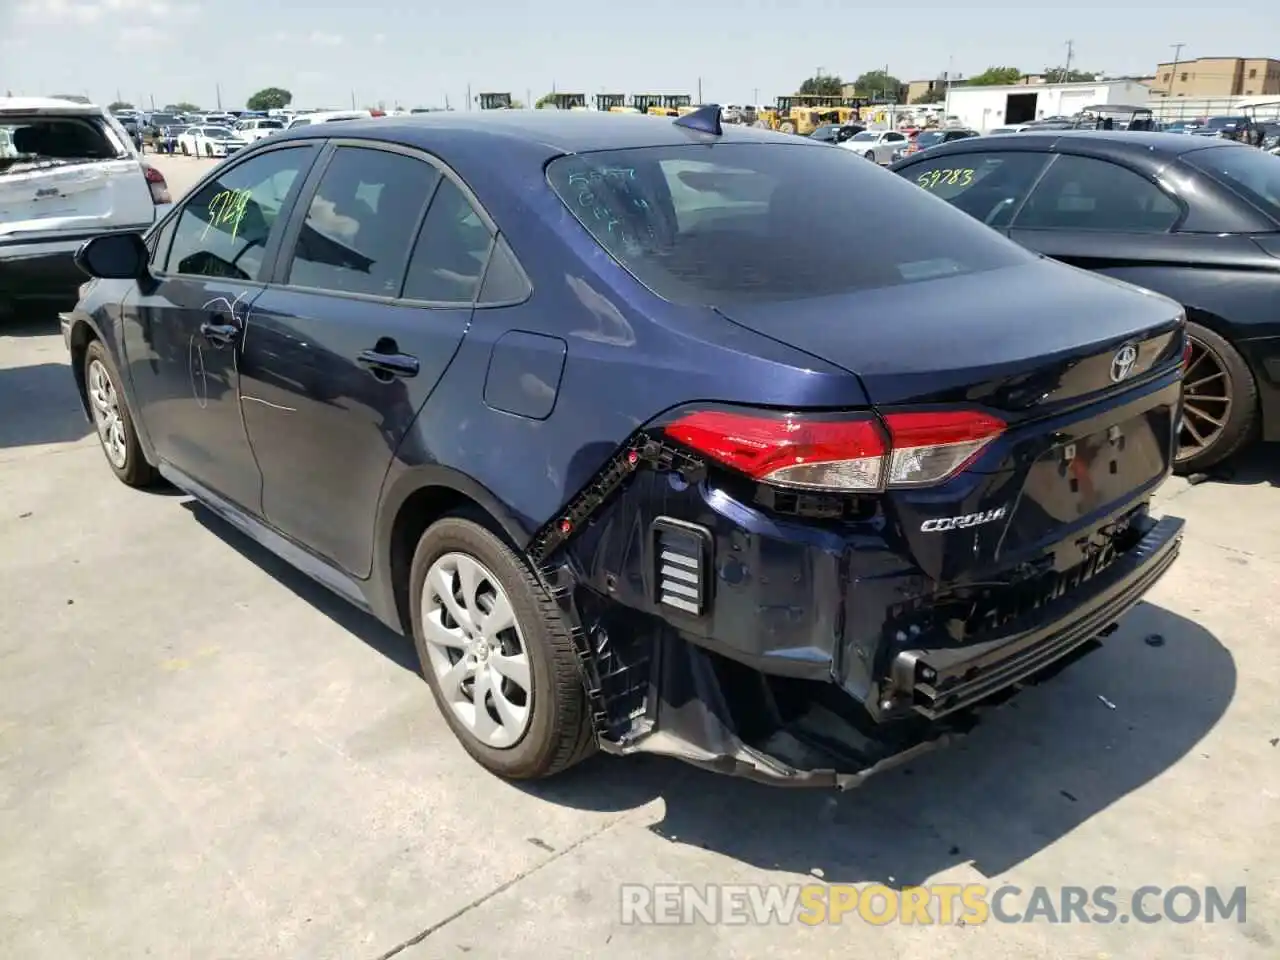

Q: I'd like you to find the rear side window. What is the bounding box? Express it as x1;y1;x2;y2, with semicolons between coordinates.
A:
1014;155;1182;233
903;151;1050;226
402;178;493;303
546;143;1031;305
285;147;437;297
1181;145;1280;225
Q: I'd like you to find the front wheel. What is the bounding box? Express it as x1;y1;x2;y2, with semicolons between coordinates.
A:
864;150;876;161
409;516;594;780
84;340;158;487
180;141;189;155
1175;321;1258;474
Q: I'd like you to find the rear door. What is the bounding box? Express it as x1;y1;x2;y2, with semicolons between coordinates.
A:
241;141;495;576
0;108;153;240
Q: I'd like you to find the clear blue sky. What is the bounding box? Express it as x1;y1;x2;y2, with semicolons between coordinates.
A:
2;1;1277;111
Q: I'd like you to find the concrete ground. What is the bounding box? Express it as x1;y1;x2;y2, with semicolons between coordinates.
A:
1;154;1277;958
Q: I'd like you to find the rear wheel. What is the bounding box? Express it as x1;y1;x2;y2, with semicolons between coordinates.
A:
180;141;189;155
1175;321;1258;474
864;150;876;161
779;121;796;135
409;515;594;780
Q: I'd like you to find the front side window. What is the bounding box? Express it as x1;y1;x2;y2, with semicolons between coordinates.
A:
547;142;1032;306
903;151;1050;226
1013;155;1182;232
286;146;438;297
165;146;314;280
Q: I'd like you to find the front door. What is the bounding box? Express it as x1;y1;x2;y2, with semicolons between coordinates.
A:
241;144;495;576
120;143;319;512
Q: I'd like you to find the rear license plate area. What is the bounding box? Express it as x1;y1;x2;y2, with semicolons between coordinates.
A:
1018;410;1171;525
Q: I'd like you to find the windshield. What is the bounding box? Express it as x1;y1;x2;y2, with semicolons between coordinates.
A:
1204;117;1244;130
0;114;125;172
1183;145;1280;225
916;131;945;147
848;132;875;142
545;143;1031;306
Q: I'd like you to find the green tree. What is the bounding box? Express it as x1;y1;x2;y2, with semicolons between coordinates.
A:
165;102;200;113
509;99;525;109
798;74;844;97
51;93;92;103
107;100;134;111
968;66;1023;86
245;87;293;111
535;93;557;109
854;70;902;99
1044;66;1098;83
912;88;946;104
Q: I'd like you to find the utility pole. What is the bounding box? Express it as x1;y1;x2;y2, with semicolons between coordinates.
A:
1168;42;1185;97
466;83;471;110
215;82;222;110
1061;40;1074;83
697;77;702;103
526;88;531;109
351;89;356;109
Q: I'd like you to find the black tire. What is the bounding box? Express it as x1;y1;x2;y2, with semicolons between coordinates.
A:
409;515;595;780
83;340;159;488
1175;320;1259;474
180;141;189;156
864;150;876;161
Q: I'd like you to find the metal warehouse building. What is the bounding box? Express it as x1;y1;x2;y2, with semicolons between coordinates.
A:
943;79;1153;132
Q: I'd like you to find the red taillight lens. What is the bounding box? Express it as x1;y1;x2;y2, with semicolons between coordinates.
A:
142;163;171;204
661;408;1005;491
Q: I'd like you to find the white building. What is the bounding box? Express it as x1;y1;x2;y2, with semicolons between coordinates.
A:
943;80;1152;132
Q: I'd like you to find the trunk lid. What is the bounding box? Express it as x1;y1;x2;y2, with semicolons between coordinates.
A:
713;259;1183;414
715;259;1185;583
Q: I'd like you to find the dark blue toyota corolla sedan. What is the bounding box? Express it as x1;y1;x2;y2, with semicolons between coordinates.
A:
62;107;1188;787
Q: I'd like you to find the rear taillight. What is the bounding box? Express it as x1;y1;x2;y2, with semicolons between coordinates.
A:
661;407;1005;491
141;163;171;204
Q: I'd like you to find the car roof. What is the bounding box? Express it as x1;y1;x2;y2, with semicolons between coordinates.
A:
0;96;104;116
274;109;822;158
912;129;1242;161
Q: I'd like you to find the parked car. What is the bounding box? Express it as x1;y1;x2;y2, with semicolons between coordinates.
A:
233;117;286;143
1195;115;1255;142
177;125;246;158
284;109;373;130
904;127;978;156
808;123;864;145
891;130;1280;472
839;128;910;164
0;96;170;317
62;108;1187;787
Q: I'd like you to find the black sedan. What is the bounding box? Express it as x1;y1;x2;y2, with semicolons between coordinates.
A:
891;130;1280;473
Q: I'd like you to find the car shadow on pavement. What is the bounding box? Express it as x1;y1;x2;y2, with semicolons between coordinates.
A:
181;500;421;673
1194;443;1280;488
529;602;1235;889
0;361;94;449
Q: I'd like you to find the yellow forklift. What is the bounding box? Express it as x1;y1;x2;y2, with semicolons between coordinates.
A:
477;92;513;110
595;93;637;113
771;95;854;135
639;94;693;117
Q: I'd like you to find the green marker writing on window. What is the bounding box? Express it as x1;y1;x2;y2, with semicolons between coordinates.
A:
202;188;253;242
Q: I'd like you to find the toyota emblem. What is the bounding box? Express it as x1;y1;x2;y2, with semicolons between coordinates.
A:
1110;344;1139;383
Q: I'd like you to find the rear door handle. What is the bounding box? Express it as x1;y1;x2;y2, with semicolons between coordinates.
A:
357;348;419;379
200;321;240;346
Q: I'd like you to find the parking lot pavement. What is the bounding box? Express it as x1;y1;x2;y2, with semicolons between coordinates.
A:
144;151;217;199
2;187;1278;956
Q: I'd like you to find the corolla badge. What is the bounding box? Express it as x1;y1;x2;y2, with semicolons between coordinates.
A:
920;505;1008;533
1110;344;1139;383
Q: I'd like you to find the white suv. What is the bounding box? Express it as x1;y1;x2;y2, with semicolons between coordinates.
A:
1;97;170;317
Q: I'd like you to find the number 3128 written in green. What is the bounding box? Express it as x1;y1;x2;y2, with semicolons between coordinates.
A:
917;168;974;188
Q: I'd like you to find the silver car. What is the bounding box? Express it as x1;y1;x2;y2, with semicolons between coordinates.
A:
839;129;910;165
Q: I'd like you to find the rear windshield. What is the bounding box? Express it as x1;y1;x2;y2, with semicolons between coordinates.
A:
916;131;945;147
1203;117;1244;130
1183;145;1280;225
546;142;1031;305
0;114;125;174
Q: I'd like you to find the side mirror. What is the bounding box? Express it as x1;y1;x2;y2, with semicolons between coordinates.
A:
74;232;150;281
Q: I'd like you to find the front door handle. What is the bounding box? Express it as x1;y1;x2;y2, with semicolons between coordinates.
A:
200;321;240;346
357;348;419;379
